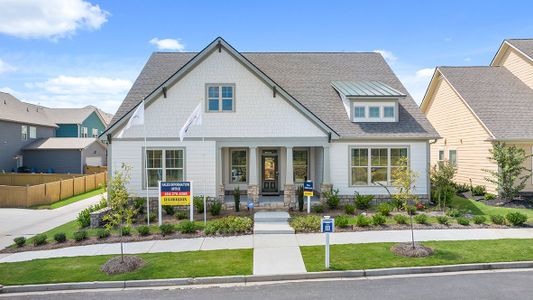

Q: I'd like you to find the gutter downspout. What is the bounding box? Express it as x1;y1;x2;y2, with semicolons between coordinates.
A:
427;139;438;201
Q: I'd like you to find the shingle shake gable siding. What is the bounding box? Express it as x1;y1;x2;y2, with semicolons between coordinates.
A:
109;44;437;139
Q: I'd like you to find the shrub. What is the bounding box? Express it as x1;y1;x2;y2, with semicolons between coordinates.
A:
491;214;505;225
233;187;241;212
145;212;157;223
323;188;340;209
416;202;425;210
77;198;108;228
133;198;145;214
484;193;496;200
120;226;131;236
473;215;486;224
193;196;204;214
471;185;486;196
372;214;387;226
456;217;470;226
162;205;175;215
312;204;324;213
297;185;304;212
454;182;470;193
33;234;47;246
355;194;373;210
335;215;350;228
414;214;428;224
506;212;528;226
436;216;449;225
390;198;404;210
344;204;355;215
354;214;371;227
159;224;175;236
14;236;26;247
54;232;67;243
289;215;321;233
96;228;110;239
205;216;254;235
446;209;463;218
210;201;222;216
405;205;417;216
393;214;408;225
175;211;188;220
73;230;87;242
178;221;196;233
137;225;150;236
377;203;392;216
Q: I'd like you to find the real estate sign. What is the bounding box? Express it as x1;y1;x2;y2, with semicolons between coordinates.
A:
304;180;313;197
160;181;191;206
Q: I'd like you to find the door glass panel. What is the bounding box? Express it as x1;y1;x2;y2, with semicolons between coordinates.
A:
263;157;276;181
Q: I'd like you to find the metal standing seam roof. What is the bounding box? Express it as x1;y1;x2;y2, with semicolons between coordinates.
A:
331;80;406;97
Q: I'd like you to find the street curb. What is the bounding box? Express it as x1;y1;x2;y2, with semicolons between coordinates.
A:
2;261;533;294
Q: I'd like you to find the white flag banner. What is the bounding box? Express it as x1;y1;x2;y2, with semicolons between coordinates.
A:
117;101;144;138
179;102;203;142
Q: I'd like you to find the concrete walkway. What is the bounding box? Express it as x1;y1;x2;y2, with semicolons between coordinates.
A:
0;193;104;249
0;228;532;264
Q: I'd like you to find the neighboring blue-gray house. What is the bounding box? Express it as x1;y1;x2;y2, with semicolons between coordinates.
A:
44;106;108;138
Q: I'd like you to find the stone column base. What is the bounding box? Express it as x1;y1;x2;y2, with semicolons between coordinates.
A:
247;184;259;205
320;183;333;205
284;184;296;207
217;184;225;202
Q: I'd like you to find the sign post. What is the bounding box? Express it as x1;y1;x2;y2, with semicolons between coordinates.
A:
159;181;193;226
321;216;334;269
304;180;313;214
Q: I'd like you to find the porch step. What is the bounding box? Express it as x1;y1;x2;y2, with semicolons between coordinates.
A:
253;222;295;234
254;211;290;223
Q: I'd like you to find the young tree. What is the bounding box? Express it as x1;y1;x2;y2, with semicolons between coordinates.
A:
484;142;531;201
391;156;419;249
430;161;456;211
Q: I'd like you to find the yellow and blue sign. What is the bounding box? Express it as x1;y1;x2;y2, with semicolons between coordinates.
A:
304;180;314;197
160;181;191;206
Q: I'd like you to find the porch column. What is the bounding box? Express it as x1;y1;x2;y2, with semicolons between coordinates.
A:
216;146;224;202
247;146;259;204
320;145;332;204
284;146;295;207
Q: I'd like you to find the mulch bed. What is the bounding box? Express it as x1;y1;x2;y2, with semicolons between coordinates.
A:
391;242;433;257
101;256;145;275
480;198;533;209
333;222;511;233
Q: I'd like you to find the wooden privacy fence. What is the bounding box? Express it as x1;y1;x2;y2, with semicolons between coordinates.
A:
0;173;84;186
85;166;107;175
0;172;107;208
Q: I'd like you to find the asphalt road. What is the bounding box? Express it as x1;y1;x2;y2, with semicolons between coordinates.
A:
4;269;533;300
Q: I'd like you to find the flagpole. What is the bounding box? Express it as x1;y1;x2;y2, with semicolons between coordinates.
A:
203;136;206;226
143;101;150;226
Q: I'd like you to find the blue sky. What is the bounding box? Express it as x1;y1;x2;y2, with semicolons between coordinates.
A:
0;0;532;113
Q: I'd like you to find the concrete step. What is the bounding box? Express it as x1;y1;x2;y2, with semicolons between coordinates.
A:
253;222;295;234
254;211;290;223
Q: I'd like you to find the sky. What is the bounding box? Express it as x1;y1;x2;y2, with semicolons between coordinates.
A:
0;0;532;114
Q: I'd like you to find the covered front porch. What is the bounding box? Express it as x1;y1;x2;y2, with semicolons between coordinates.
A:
215;140;331;208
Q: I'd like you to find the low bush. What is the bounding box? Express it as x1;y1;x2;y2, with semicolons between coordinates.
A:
312;204;325;213
377;203;392;216
14;236;26;247
372;214;387;226
73;230;87;242
77;198;108;228
137;225;150;236
33;234;47;246
177;221;196;233
175;211;188;220
414;214;428;224
54;232;67;243
344;204;355;215
471;185;486;196
159;224;175;236
446;209;463;218
335;215;350;228
210;201;222;216
473;215;486;224
96;228;110;239
145;212;157;223
204;216;253;235
491;214;505;225
436;215;449;225
289;215;321;233
323;188;340;209
193;196;204;214
355;194;374;210
390;199;404;210
121;226;131;236
354;214;371;227
133;198;145;214
506;212;528;226
162;205;175;215
456;217;470;226
454;182;470;193
393;214;408;225
405;205;417;216
484;193;496;200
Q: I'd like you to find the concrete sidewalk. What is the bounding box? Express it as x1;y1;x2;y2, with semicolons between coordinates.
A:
0;193;104;249
253;234;306;275
0;228;532;264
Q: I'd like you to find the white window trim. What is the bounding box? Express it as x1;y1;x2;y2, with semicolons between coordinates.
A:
81;127;88;138
21;125;28;141
143;148;186;189
206;83;236;112
29;126;36;139
92;128;99;137
230;148;248;184
449;149;457;166
351;100;399;122
349;145;410;187
293;148;309;183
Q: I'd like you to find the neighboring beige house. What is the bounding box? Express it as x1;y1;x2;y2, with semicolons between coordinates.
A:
421;39;533;195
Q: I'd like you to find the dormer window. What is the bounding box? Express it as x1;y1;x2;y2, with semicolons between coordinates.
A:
351;102;398;122
206;84;235;112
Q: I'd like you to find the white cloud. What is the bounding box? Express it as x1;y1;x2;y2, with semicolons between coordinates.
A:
398;68;435;105
0;58;16;73
150;38;185;51
373;49;398;62
464;57;472;62
34;75;131;95
0;0;109;39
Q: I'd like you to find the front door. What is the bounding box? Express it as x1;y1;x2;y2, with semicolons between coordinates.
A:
262;150;278;194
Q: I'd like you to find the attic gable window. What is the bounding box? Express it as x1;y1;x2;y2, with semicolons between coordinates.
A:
206;84;235;112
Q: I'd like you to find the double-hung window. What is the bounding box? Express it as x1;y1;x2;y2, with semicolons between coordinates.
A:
350;147;408;186
21;125;28;141
29;126;36;139
230;149;247;183
293;149;309;183
92;128;99;137
207;84;234;112
145;149;184;188
81;127;88;137
449;150;457;166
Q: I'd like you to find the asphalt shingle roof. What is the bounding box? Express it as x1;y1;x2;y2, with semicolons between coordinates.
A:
110;51;437;138
0;92;58;127
439;66;533;140
22;137;100;150
507;39;533;60
43;107;95;124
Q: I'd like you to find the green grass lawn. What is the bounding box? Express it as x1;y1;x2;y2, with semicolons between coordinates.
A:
449;196;533;221
0;249;252;286
301;239;533;272
33;187;106;209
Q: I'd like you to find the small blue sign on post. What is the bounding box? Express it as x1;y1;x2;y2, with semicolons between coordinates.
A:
247;200;254;210
303;181;313;196
321;218;334;233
